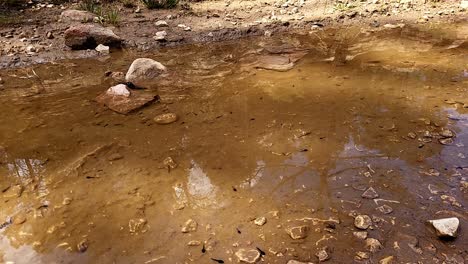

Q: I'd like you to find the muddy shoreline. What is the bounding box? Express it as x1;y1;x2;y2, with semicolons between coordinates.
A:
1;0;467;69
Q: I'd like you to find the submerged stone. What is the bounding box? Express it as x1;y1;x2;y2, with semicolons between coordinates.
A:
181;219;197;233
286;225;308;239
95;87;158;114
365;238;383;252
154;113;178;124
362;187;379;199
254;216;267;226
235;248;261;263
354;215;372;230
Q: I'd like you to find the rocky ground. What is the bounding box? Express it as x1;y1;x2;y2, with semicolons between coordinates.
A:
0;0;467;68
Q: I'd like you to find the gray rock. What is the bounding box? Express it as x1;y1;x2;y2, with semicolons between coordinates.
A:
125;58;166;88
235;248;261;263
95;44;110;54
154;113;178;124
354;215;372;230
64;24;122;50
60;10;95;22
286;225;308;239
428;217;459;238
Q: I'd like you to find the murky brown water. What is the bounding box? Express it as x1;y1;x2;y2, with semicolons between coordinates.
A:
0;23;467;264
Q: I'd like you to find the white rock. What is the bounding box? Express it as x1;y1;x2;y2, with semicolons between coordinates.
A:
177;24;191;31
106;84;130;97
125;58;167;88
95;44;110;54
461;0;468;9
154;31;167;41
254;217;267;226
155;20;168;27
428;217;459;238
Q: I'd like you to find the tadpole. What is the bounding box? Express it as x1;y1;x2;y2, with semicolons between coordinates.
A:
236;227;241;234
256;247;266;256
210;258;225;263
201;244;206;253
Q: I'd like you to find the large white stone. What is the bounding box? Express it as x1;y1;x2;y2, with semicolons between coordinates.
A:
428;217;459;238
125;58;167;88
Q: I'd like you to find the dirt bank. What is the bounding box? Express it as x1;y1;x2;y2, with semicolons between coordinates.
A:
0;0;467;68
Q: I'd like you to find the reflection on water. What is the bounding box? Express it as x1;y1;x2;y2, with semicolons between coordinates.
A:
0;23;466;263
187;160;221;208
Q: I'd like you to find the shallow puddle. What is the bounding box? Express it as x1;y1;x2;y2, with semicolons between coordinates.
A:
0;23;467;264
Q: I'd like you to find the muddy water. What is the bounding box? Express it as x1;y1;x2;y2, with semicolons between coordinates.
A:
0;24;467;264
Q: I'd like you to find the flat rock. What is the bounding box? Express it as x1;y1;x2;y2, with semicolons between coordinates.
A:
286;225;308;239
354;215;372;230
154;113;178;124
65;24;122;50
60;10;95;22
235;248;261;263
95;87;157;114
428;217;459;238
125;58;167;88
